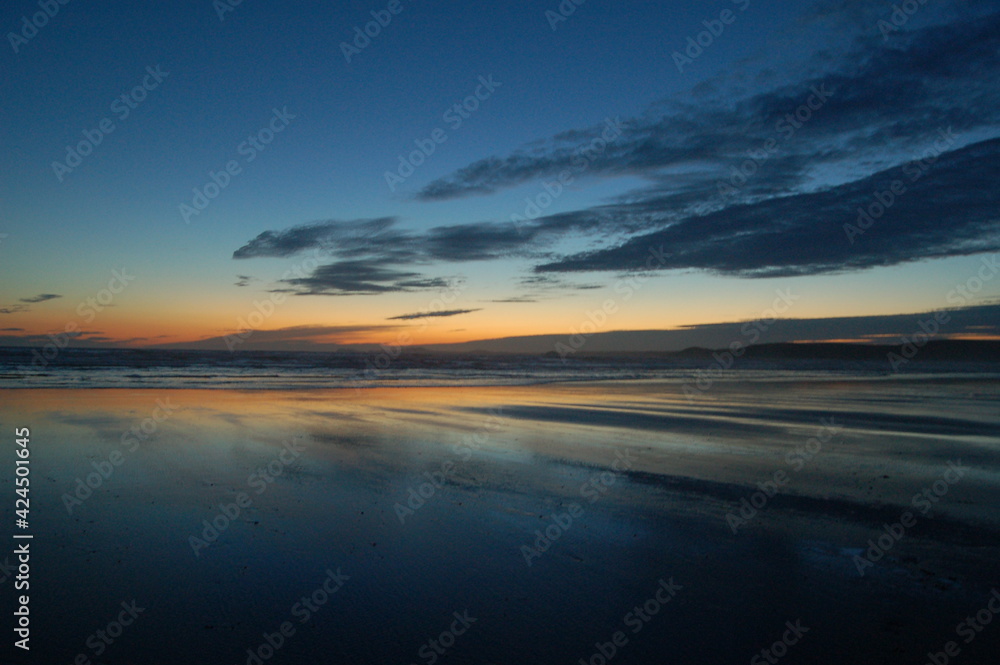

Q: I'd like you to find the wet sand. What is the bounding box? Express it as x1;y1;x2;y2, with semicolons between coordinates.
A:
2;377;999;663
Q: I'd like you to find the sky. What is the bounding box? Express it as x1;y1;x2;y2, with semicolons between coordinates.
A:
1;0;999;351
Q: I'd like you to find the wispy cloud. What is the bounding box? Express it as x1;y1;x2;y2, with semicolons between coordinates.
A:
1;293;64;315
427;303;1000;353
416;9;1000;201
233;218;400;259
280;260;453;296
536;138;1000;276
387;309;480;321
0;329;119;346
19;293;62;303
151;324;404;350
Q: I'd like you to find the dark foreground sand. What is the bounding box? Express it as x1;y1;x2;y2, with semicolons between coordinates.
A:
1;377;998;663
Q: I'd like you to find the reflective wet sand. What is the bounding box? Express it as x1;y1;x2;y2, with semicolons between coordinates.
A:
3;377;999;663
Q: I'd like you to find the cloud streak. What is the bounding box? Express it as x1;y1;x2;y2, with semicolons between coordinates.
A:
150;324;404;351
536;137;1000;276
387;309;480;321
19;293;62;303
233;218;400;259
280;260;453;296
415;9;1000;202
1;293;64;314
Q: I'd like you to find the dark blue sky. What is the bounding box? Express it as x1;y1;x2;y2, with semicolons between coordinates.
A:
2;0;998;348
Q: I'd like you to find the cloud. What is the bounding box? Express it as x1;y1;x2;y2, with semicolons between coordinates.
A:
234;275;255;287
536;137;1000;276
427;303;1000;354
150;324;404;351
387;309;481;321
221;324;399;342
663;302;1000;347
424;223;535;261
415;8;1000;202
2;293;63;314
234;216;589;296
0;329;123;347
19;293;62;303
279;260;453;296
237;216;555;264
235;218;453;296
233;218;401;259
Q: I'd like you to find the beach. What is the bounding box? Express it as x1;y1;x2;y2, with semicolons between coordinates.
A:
2;375;998;663
6;0;1000;661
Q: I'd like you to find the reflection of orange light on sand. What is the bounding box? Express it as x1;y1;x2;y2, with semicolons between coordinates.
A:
0;386;530;426
0;384;687;479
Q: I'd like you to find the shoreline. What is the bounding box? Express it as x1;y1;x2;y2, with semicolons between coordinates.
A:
3;368;1000;391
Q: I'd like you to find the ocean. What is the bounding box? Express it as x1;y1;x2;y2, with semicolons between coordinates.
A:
2;346;994;390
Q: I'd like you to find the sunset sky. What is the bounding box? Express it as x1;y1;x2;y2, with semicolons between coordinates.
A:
2;0;999;351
